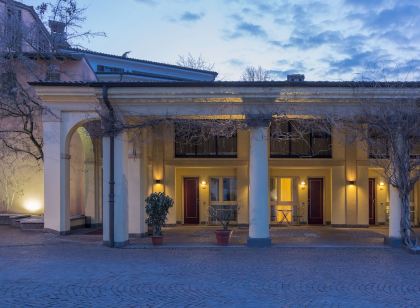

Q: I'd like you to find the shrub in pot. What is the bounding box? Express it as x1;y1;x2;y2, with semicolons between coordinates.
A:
208;206;237;245
145;192;174;245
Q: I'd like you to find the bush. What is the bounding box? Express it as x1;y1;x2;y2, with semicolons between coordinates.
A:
145;192;174;236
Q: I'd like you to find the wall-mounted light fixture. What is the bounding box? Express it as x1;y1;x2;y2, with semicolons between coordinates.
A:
347;180;356;185
300;180;306;189
154;179;162;184
379;181;385;190
201;180;207;187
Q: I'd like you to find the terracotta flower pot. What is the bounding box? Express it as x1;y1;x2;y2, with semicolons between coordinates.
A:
215;230;232;245
151;236;163;245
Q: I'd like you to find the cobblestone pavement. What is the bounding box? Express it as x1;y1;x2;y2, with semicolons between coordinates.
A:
1;226;420;307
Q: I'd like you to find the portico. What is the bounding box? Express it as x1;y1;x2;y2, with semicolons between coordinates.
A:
32;81;420;247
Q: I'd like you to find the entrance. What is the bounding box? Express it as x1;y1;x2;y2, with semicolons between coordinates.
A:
183;177;199;224
369;178;376;225
308;178;324;224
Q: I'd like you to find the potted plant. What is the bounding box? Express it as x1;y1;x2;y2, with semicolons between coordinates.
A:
208;206;237;245
145;192;174;245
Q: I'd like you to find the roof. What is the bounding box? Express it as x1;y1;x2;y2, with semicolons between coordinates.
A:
29;80;420;88
64;48;219;77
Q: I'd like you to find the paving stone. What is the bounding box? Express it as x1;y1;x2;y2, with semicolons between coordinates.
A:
0;225;419;306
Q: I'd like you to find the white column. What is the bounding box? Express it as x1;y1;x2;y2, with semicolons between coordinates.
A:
247;125;271;247
102;133;129;247
43;116;70;234
388;185;402;246
127;152;141;236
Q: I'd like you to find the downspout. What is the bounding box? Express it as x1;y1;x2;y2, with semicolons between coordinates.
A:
102;86;115;248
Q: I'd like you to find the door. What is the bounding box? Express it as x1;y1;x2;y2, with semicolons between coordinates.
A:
308;178;324;224
184;177;199;224
369;178;376;225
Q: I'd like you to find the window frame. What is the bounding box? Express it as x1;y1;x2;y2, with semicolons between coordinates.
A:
174;127;237;158
270;121;332;158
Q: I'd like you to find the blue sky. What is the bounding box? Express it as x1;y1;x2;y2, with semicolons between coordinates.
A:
24;0;420;81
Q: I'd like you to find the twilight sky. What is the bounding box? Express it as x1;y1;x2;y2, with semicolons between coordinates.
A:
23;0;420;81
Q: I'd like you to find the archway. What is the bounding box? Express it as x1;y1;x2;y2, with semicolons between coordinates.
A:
67;120;103;228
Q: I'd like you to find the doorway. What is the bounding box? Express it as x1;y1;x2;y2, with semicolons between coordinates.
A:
369;178;376;225
308;178;324;224
183;177;199;224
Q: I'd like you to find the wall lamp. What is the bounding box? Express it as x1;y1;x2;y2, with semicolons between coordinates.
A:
154;179;162;184
300;180;306;189
347;180;356;185
379;181;385;190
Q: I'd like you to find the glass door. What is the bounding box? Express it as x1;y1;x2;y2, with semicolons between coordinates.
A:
270;177;296;223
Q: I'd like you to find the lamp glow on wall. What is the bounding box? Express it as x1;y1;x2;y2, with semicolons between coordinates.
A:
201;180;207;188
379;181;385;190
300;180;306;189
24;199;42;213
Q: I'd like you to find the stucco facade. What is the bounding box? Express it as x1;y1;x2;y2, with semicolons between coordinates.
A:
28;81;420;246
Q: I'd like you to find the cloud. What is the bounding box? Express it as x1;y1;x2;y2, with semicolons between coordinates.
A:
344;0;386;7
226;21;267;39
179;11;205;22
227;58;245;66
134;0;158;5
281;30;343;49
365;4;420;30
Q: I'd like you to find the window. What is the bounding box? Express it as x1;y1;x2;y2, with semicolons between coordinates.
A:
45;64;60;81
270;177;296;223
97;65;124;73
270;121;332;158
209;177;238;223
174;124;237;158
368;128;389;159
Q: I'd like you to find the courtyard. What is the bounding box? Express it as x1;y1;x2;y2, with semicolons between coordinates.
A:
0;226;419;306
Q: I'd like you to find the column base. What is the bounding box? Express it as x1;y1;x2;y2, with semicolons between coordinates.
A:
384;236;402;247
44;228;71;235
247;237;271;247
103;240;129;248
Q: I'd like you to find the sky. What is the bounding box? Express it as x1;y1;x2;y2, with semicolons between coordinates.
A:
22;0;420;81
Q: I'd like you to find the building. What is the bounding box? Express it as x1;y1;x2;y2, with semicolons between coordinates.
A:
0;0;217;217
2;1;419;248
29;81;420;246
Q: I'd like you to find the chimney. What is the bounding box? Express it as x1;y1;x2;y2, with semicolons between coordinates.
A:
49;20;70;49
287;74;305;82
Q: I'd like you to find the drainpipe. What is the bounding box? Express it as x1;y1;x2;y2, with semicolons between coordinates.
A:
102;86;115;248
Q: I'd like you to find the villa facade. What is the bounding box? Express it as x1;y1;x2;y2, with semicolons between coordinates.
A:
31;81;420;246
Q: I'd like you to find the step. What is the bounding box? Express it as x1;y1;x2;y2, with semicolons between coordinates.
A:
20;216;44;230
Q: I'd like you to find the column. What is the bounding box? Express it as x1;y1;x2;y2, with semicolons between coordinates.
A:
247;124;271;247
387;185;402;246
127;151;141;236
43;114;70;234
102;133;129;247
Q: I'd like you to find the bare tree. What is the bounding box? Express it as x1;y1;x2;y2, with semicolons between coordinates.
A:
176;53;215;71
241;65;271;81
36;0;105;47
312;84;420;248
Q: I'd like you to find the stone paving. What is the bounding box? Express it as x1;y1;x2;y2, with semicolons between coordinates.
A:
0;225;419;307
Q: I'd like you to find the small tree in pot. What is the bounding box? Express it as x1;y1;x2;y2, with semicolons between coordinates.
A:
208;206;237;245
145;192;174;245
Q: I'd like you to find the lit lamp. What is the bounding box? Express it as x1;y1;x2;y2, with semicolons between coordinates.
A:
154;179;162;184
300;180;306;189
379;181;385;190
24;199;42;213
347;180;356;185
201;180;207;188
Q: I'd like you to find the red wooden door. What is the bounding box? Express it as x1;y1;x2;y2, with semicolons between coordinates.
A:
184;178;199;224
308;178;324;224
369;178;376;225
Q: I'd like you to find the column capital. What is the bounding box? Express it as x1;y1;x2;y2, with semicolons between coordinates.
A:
246;115;271;128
